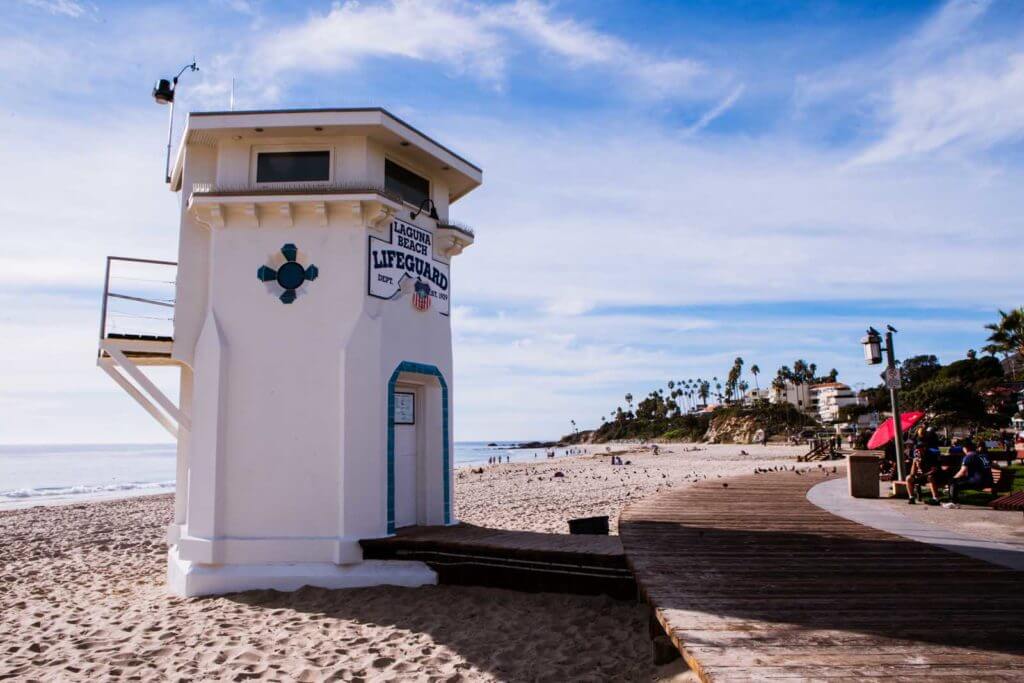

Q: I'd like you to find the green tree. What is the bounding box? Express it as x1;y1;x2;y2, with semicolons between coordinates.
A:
983;307;1024;377
899;354;941;388
902;378;990;429
698;381;711;406
750;364;760;391
936;355;1004;386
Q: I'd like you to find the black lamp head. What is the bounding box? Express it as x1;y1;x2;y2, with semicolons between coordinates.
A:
153;78;175;104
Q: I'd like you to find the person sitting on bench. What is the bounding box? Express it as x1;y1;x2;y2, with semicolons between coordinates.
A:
948;440;993;504
906;440;945;505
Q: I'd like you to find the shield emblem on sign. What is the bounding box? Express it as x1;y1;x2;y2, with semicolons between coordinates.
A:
412;279;431;311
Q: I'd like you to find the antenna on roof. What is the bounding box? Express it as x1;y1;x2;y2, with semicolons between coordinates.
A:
152;59;199;184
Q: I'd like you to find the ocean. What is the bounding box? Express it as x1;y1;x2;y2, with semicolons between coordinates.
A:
0;441;574;508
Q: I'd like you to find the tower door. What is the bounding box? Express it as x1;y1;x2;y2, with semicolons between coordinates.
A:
393;390;418;528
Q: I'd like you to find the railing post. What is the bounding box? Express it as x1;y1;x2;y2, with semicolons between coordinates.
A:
98;256;112;344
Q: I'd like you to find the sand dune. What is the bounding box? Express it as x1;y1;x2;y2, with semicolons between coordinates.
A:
0;443;804;681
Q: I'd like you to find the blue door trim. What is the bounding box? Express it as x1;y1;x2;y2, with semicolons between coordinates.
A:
387;361;450;535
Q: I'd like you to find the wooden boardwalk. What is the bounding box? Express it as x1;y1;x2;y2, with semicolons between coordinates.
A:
361;523;635;598
620;469;1024;681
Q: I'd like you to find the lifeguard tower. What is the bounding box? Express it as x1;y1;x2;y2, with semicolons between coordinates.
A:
97;108;480;596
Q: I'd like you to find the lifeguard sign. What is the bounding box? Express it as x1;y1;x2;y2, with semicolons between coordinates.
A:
97;108;480;597
369;217;451;315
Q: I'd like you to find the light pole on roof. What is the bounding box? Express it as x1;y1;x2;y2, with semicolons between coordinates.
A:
152;60;199;184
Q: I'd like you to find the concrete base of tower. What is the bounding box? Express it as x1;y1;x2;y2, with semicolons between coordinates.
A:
167;547;438;597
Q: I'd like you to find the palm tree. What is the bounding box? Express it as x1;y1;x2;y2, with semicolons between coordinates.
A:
983;307;1024;377
791;360;811;408
698;381;710;407
750;364;760;391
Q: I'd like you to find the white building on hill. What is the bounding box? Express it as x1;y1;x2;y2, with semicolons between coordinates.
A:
810;382;860;423
769;382;812;413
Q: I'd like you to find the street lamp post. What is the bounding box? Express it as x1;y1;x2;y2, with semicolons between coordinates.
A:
861;326;906;481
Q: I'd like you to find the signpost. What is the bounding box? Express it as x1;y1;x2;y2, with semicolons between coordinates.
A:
882;367;902;390
862;326;907;482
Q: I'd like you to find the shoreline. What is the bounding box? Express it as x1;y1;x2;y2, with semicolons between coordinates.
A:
0;443;604;511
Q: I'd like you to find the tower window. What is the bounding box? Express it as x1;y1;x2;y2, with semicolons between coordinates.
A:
256;151;330;183
385;159;430;207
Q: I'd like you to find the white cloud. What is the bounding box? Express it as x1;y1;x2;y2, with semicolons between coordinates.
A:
249;0;707;99
214;0;256;15
683;84;745;136
447;116;1024;315
18;0;93;18
853;48;1024;164
503;0;705;97
798;0;1024;164
905;0;991;58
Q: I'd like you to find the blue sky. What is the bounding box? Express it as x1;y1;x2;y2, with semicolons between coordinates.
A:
1;0;1022;443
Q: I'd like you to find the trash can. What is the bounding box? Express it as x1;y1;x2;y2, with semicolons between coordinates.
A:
568;515;609;535
847;453;880;498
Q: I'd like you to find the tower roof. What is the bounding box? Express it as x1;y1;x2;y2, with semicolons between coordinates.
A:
171;107;482;202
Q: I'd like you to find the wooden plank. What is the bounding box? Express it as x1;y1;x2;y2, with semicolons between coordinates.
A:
620;469;1024;682
360;523;635;598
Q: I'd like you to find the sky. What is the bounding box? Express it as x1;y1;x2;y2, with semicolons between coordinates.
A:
0;0;1022;444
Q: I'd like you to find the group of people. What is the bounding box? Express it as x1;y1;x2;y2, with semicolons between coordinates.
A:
903;426;993;508
487;454;510;465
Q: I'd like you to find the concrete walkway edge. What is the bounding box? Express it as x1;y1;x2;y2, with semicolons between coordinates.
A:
807;477;1024;571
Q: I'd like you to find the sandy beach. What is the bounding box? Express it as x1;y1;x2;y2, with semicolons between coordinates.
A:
0;443;806;681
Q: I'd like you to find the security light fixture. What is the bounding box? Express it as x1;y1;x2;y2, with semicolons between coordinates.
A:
861;327;883;365
409;198;439;221
152;60;198;183
152;79;175;104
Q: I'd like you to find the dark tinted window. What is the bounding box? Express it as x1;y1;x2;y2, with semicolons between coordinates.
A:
256;151;330;183
385;159;430;207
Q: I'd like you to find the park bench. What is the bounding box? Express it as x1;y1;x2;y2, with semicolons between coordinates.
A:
987;465;1016;494
896;465;1014;500
990;490;1024;517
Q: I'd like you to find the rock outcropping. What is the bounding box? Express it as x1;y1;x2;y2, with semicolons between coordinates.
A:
703;414;764;444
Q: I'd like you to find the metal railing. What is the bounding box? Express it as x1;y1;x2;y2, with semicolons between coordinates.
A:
99;256;178;341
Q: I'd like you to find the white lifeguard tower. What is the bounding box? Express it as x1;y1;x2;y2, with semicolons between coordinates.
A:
97;108;480;596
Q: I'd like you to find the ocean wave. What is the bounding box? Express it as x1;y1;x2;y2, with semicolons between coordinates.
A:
0;480;175;500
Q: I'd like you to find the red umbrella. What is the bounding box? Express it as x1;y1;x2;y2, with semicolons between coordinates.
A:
867;411;926;450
